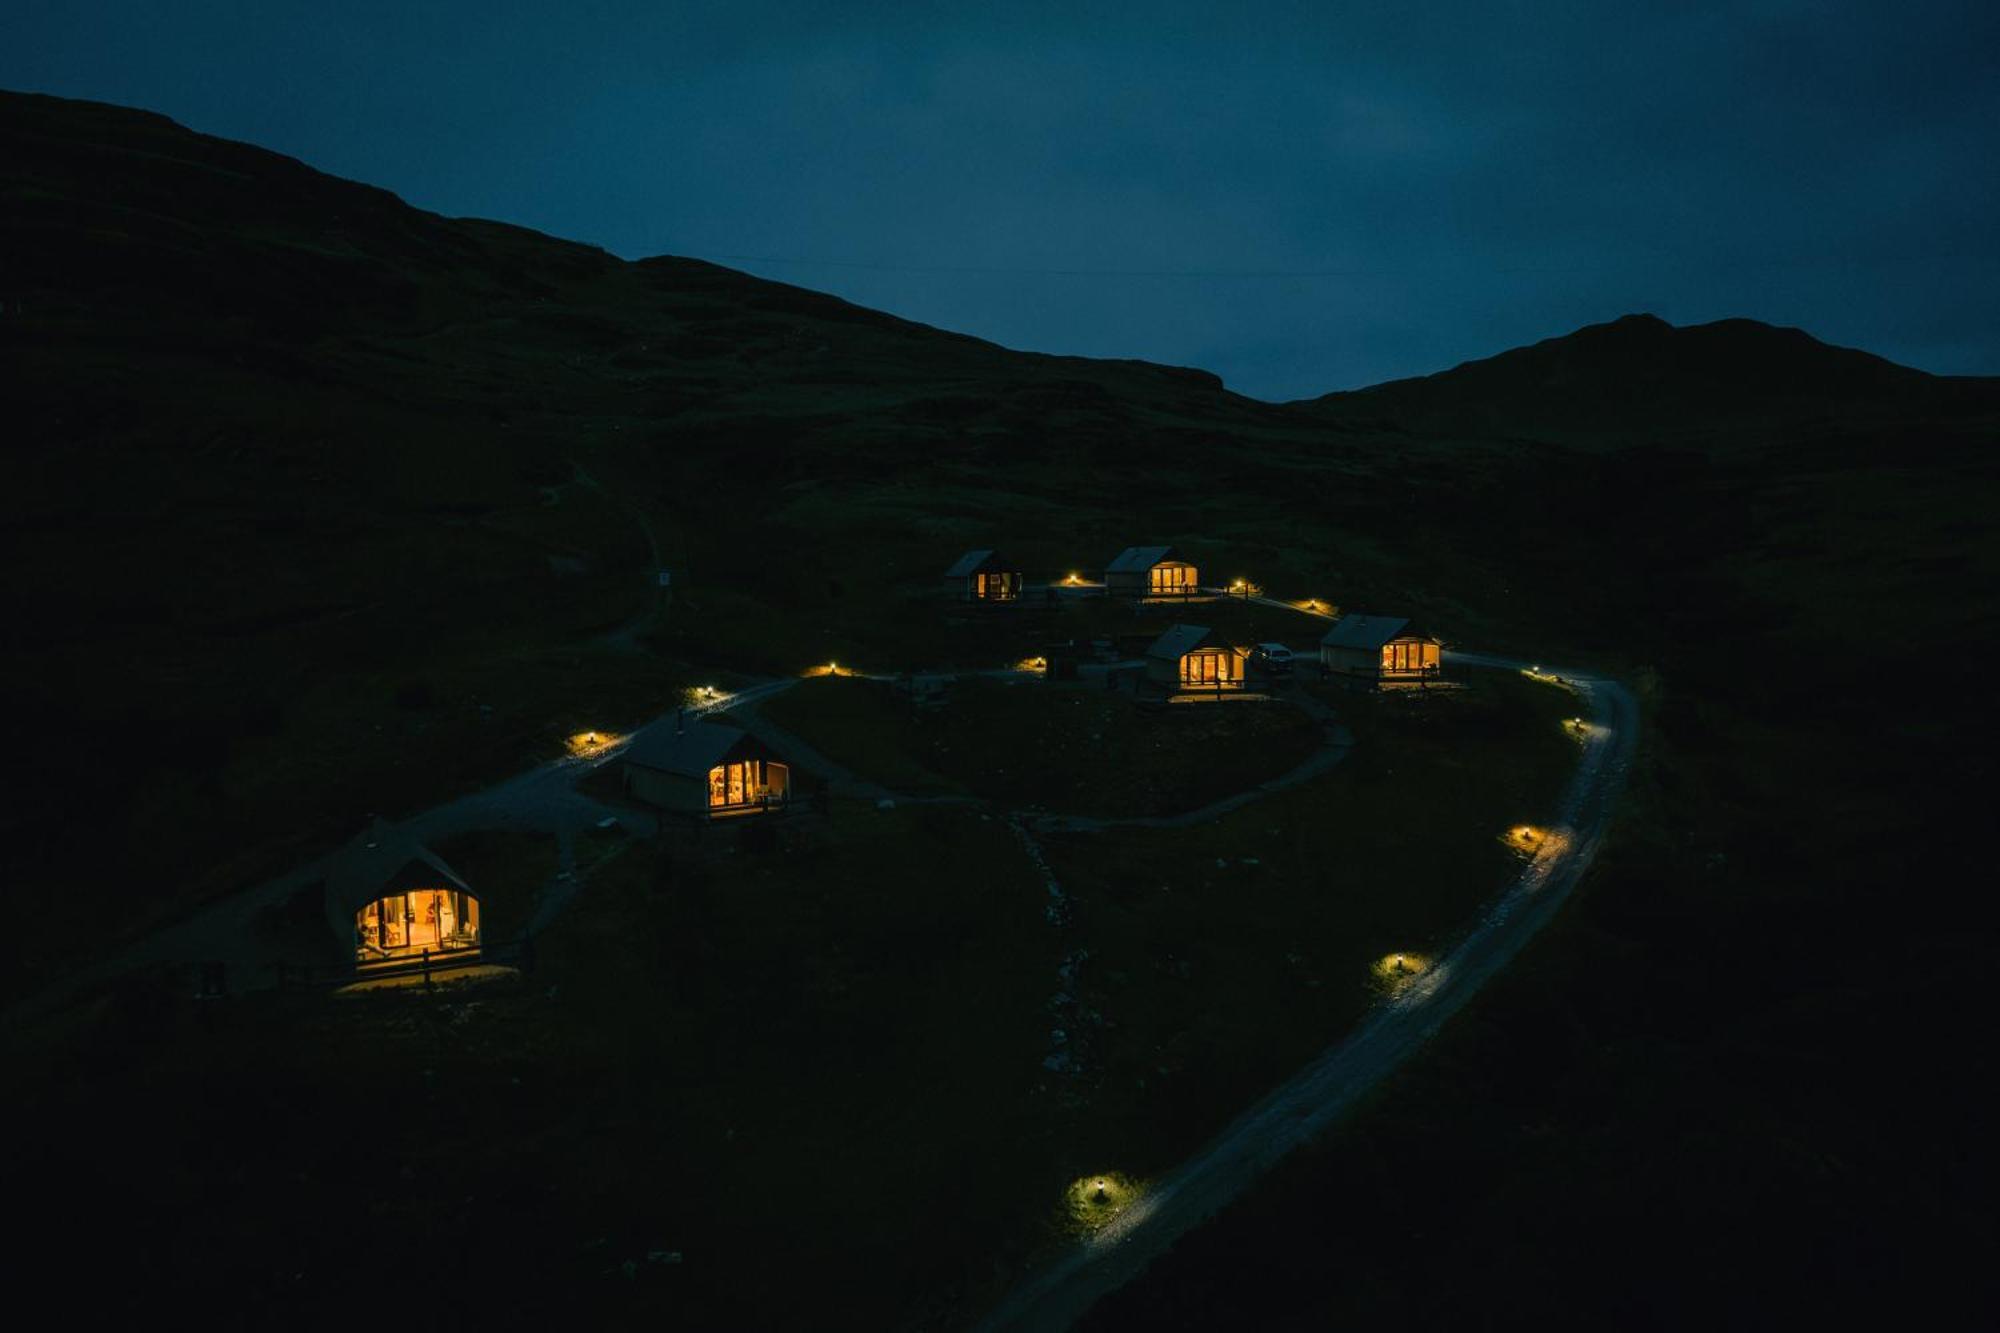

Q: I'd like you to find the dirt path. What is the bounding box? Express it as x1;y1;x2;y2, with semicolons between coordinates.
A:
971;656;1639;1332
26;662;1342;1010
4;679;793;1018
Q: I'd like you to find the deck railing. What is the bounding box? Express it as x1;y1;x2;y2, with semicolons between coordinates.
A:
266;934;533;992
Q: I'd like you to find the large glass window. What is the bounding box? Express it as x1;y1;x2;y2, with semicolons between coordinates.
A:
975;571;1019;600
707;760;791;810
355;889;480;962
1382;640;1438;674
1179;649;1243;688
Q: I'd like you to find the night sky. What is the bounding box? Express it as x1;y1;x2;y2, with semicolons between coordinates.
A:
7;1;1995;399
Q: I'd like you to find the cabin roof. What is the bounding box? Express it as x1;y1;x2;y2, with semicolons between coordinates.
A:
1106;545;1181;573
1319;614;1435;650
326;819;472;917
945;548;1012;578
624;719;768;776
1146;623;1226;661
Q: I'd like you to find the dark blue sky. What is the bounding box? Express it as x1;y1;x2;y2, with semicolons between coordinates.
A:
7;1;1996;399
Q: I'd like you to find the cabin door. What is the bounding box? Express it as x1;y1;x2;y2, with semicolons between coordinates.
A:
384;892;412;944
407;890;441;951
712;759;757;807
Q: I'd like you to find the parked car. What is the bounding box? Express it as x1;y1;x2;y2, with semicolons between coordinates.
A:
1252;642;1296;676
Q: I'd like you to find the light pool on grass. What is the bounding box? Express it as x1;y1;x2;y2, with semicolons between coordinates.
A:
1371;951;1433;997
1063;1172;1145;1236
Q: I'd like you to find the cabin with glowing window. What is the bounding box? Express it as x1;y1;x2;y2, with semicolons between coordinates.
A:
1319;615;1443;683
327;820;481;971
945;548;1024;602
623;719;792;818
1146;623;1250;694
1105;545;1199;599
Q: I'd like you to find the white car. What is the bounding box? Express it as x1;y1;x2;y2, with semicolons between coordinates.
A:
1253;642;1296;675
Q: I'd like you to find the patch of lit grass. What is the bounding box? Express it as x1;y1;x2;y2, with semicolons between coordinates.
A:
565;729;618;757
1369;951;1433;997
1062;1171;1147;1235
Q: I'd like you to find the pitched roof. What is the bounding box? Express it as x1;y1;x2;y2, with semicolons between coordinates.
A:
623;718;765;776
1106;544;1180;573
1146;623;1224;661
1319;614;1434;650
325;819;472;917
945;548;1011;578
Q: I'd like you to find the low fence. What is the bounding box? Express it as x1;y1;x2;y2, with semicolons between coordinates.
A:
263;934;535;993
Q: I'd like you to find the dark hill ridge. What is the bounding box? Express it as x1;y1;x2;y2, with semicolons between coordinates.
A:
5;87;1999;1333
1;89;1229;393
1309;311;2000;444
0;87;1368;966
4;86;1995;942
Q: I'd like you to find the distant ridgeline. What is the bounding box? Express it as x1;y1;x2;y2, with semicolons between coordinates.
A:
3;84;1996;994
1304;311;1998;445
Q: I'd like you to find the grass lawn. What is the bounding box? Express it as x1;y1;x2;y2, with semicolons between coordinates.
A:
760;675;1323;816
1029;670;1581;1182
6;666;1583;1330
8;803;1058;1329
754;676;965;795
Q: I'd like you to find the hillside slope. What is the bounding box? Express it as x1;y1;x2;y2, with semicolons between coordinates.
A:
1309;311;2000;444
2;89;1382;977
6;86;1997;975
5;88;1999;1331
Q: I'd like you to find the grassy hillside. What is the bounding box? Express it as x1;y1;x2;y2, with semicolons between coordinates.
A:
1085;592;1998;1331
4;674;1580;1331
1;88;1405;988
5;88;1998;1329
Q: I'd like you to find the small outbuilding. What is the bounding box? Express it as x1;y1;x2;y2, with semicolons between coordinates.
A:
1145;623;1250;693
624;719;792;818
1105;545;1199;599
945;548;1024;602
327;820;481;970
1319;615;1443;683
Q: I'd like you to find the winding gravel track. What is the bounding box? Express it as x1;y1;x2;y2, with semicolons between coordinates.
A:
15;638;1633;1333
5;679;796;1018
970;654;1638;1333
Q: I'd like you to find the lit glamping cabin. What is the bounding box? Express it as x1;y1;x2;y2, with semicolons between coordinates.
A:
328;820;481;970
623;719;792;818
1146;623;1250;693
1319;615;1443;684
945;548;1024;603
1105;545;1199;599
